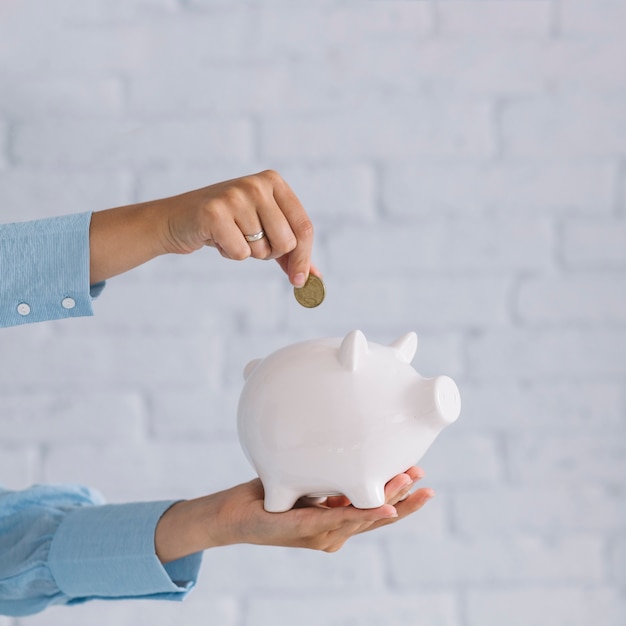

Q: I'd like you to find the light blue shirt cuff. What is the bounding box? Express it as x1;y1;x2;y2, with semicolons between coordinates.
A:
48;501;202;602
0;212;104;327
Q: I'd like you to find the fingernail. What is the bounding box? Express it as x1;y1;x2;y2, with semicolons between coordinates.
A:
293;273;306;288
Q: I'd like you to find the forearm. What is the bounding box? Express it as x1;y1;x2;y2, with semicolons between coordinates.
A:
89;199;170;285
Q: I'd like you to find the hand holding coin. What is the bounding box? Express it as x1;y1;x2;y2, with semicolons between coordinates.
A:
294;274;326;308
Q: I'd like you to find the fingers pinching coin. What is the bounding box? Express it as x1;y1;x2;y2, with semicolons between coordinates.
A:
294;274;326;308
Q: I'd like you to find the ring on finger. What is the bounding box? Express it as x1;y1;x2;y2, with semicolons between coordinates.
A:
244;229;266;243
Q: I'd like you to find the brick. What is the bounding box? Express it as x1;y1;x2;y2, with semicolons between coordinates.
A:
437;1;553;36
0;170;133;222
128;64;286;117
0;329;220;389
203;542;386;592
20;590;238;626
252;40;425;113
562;218;626;269
0;0;178;27
0;393;145;444
559;0;626;35
133;9;253;65
467;588;626;626
455;486;626;535
516;274;626;325
501;96;626;158
547;38;626;94
72;0;180;21
0;446;38;490
43;439;253;502
459;382;624;432
273;35;433;111
326;219;552;273
402;40;549;96
327;2;435;40
388;535;605;586
249;2;433;63
93;275;283;334
419;434;502;487
14;118;253;168
382;160;617;217
0;6;246;75
246;592;458;626
260;100;495;160
508;435;626;486
150;385;240;440
241;4;335;62
0;16;143;75
0;77;123;119
335;38;626;98
466;329;626;380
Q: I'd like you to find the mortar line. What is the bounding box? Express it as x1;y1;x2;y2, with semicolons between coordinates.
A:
614;158;625;217
430;0;443;38
5;118;18;168
549;0;562;39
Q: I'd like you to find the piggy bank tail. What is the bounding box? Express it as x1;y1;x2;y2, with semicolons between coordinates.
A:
415;375;461;428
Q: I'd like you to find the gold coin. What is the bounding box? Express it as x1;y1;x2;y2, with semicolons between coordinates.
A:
294;274;325;308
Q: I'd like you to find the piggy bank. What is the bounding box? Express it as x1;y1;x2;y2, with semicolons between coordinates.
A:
237;329;460;512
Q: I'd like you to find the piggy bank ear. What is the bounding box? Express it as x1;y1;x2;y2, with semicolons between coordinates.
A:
243;359;262;380
337;329;368;371
390;332;418;363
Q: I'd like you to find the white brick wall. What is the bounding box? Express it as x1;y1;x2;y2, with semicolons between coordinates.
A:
1;0;625;625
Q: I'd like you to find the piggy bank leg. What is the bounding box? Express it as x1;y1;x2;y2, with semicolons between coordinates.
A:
345;483;386;509
262;483;302;513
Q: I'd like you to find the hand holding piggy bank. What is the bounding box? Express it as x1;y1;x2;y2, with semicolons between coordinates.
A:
237;330;461;512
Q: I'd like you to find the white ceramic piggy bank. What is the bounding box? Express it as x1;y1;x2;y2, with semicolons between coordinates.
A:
237;329;461;512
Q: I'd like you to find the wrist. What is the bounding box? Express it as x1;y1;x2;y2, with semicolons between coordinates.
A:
154;494;227;564
89;201;169;284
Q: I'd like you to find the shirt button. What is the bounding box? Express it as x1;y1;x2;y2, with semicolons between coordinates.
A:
61;297;76;310
17;302;31;316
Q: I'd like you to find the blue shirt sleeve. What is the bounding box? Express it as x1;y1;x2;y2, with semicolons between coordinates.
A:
0;212;105;327
0;485;203;617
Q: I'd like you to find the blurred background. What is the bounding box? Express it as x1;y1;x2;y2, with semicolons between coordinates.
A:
1;0;625;624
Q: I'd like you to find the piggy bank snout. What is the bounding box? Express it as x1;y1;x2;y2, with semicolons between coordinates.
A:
414;375;461;427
